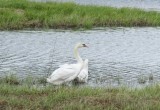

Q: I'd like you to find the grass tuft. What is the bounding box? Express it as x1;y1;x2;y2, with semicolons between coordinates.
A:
0;74;20;85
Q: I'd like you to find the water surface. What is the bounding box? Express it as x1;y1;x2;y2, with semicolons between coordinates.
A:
33;0;160;11
0;27;160;87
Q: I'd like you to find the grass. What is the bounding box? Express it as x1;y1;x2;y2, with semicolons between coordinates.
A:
0;74;47;86
0;0;160;30
0;75;160;109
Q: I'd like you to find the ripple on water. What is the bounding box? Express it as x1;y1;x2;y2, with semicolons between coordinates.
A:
0;27;160;87
32;0;160;11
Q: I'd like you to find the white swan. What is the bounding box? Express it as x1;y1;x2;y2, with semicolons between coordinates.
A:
47;43;88;85
74;59;88;83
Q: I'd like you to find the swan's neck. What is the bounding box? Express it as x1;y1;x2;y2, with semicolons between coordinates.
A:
74;46;83;63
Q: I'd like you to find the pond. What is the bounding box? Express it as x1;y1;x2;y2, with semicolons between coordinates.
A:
1;27;160;87
33;0;160;11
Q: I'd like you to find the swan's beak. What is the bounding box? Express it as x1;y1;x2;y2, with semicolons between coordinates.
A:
83;44;88;48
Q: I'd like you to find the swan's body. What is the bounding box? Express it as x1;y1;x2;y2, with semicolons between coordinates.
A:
47;63;83;85
74;59;88;83
60;59;89;83
47;43;88;85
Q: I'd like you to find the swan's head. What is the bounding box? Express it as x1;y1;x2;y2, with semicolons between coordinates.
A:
76;43;88;48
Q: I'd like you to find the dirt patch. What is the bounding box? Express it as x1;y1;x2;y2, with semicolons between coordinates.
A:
84;97;111;106
82;96;126;109
0;100;8;105
25;20;42;28
0;100;8;110
15;9;24;15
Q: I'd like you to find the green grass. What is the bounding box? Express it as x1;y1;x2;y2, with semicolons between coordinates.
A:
0;74;47;86
0;0;160;30
0;75;160;109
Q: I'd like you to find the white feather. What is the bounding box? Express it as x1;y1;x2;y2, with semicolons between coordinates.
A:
47;43;88;85
75;59;88;83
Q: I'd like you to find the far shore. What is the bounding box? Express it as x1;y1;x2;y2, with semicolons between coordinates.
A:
1;0;160;30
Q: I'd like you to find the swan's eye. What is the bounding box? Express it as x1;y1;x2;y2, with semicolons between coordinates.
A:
82;44;87;47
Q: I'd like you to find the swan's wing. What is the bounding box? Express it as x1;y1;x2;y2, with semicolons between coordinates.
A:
78;69;87;78
76;59;89;82
48;64;81;84
51;68;74;79
77;69;88;81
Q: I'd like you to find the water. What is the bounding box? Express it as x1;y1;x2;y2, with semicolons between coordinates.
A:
0;27;160;87
33;0;160;11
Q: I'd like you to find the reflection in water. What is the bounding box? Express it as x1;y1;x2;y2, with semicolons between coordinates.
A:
0;27;160;87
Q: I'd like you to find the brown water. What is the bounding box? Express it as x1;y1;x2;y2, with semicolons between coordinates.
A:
0;27;160;87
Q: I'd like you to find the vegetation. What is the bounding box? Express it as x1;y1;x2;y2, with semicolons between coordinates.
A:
0;75;160;109
0;0;160;30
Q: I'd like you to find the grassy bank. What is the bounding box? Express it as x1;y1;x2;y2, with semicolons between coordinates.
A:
0;75;160;109
1;82;160;110
0;0;160;30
